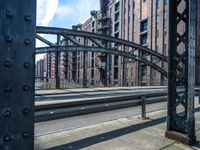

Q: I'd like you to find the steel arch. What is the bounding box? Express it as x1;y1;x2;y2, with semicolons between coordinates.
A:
36;46;167;77
36;26;168;62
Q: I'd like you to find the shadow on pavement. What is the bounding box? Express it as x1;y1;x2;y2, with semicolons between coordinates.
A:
36;107;200;150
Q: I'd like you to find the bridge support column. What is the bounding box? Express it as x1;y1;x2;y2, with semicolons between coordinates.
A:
196;0;200;86
55;35;61;89
166;0;196;145
0;0;36;149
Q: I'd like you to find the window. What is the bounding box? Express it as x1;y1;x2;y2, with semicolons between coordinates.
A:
164;12;168;20
140;33;148;46
115;12;120;22
141;66;147;81
115;2;120;11
140;19;148;32
115;32;119;38
163;44;167;56
91;69;94;78
156;15;160;23
114;55;119;66
156;0;160;9
115;22;119;32
164;27;168;35
155;45;158;52
156;30;159;37
114;67;119;79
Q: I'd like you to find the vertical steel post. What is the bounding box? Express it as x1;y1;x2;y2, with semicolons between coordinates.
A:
166;0;196;145
198;89;200;104
82;38;87;88
141;97;146;119
0;0;36;149
55;35;61;89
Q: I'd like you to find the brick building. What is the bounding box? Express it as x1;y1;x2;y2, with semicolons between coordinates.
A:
35;59;44;77
73;0;170;87
36;0;200;88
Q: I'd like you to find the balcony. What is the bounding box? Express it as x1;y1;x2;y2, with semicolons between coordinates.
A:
96;25;110;32
96;62;106;70
97;16;110;22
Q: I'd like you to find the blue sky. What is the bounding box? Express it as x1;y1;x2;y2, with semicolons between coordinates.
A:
37;0;99;29
36;0;99;61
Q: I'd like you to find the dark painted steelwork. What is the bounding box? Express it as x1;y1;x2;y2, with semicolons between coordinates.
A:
36;26;169;88
55;35;61;89
36;46;167;77
36;34;56;47
36;26;168;62
83;38;87;87
0;0;35;149
166;0;196;145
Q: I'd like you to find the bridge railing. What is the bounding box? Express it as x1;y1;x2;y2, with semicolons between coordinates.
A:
35;88;200;122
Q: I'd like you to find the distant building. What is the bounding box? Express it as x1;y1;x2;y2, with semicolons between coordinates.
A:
35;0;200;87
35;59;44;77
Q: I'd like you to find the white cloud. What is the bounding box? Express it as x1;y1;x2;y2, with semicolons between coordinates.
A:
36;0;59;61
56;4;73;17
55;0;99;27
37;0;59;26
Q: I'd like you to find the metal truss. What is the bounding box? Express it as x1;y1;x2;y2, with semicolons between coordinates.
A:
35;26;168;82
36;46;167;77
0;0;36;149
166;0;196;145
36;26;167;62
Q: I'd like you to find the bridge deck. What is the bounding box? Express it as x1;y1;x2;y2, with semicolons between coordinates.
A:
35;97;200;150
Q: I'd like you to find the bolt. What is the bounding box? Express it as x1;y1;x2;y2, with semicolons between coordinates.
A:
23;85;30;91
3;110;11;117
4;61;12;68
24;62;31;68
4;135;11;142
22;132;29;138
5;36;12;43
5;10;13;18
24;39;31;45
4;85;11;92
23;108;30;115
24;15;31;22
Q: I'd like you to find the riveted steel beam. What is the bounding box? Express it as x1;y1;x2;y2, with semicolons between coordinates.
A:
166;0;196;145
55;35;61;89
36;46;167;77
36;34;56;47
36;26;168;62
0;0;36;149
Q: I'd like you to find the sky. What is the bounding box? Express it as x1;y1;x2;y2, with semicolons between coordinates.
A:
36;0;100;61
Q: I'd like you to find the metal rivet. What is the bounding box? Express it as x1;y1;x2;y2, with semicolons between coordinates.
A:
4;61;12;68
23;85;30;91
24;15;31;22
24;62;31;68
3;110;11;117
5;10;13;18
5;36;12;43
22;132;29;138
4;135;11;142
23;108;30;115
24;39;31;45
4;85;12;92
